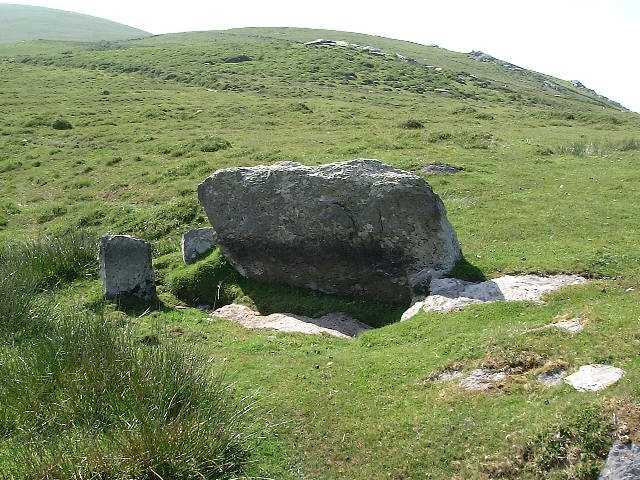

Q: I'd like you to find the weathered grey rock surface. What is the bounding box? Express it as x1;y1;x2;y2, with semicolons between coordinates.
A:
537;368;568;386
564;364;625;392
181;227;216;264
402;274;586;319
459;369;508;391
599;443;640;480
98;235;155;299
198;159;461;303
212;303;370;338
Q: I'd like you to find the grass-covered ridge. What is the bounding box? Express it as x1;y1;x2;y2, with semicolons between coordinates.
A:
0;27;639;478
0;4;150;44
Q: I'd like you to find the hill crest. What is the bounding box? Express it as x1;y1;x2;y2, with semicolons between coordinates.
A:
0;3;151;43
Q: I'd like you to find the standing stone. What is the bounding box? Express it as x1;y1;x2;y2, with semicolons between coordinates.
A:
98;235;155;299
181;227;217;264
197;159;461;303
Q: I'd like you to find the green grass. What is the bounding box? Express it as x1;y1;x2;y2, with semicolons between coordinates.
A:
0;27;639;478
0;234;255;479
0;4;150;44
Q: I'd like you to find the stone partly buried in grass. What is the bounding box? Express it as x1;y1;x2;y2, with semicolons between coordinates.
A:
402;274;586;319
98;234;155;300
197;159;461;303
181;227;217;264
564;364;625;392
211;303;370;338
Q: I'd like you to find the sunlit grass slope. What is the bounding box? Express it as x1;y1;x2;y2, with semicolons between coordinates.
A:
0;4;150;43
0;27;639;478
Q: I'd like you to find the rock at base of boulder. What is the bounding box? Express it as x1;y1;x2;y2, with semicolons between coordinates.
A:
181;227;217;264
564;364;625;392
402;274;586;318
211;304;370;338
599;443;640;479
98;235;155;300
198;159;462;304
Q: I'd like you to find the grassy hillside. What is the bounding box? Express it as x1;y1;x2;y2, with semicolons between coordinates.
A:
0;4;150;43
0;27;639;478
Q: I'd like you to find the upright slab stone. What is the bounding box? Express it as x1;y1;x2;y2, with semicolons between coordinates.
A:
181;227;217;264
197;159;462;303
98;235;155;299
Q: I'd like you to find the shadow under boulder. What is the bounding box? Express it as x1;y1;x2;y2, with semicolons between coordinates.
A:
166;248;405;328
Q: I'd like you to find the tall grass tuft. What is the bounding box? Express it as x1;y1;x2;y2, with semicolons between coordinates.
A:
0;231;95;339
0;232;255;479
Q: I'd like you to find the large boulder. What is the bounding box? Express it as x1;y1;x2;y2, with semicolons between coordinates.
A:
197;159;461;303
98;234;155;300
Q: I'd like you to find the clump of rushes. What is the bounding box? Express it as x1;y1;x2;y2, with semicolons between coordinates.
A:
51;118;73;130
400;119;424;129
0;232;256;479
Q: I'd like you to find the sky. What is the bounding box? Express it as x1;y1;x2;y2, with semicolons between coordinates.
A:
6;0;640;113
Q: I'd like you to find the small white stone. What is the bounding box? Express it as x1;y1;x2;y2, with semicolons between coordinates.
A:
552;319;584;333
564;365;625;392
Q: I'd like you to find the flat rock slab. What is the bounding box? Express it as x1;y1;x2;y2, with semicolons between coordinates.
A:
564;364;625;392
98;235;155;299
198;159;461;303
459;369;508;391
599;443;640;479
402;274;586;318
181;227;216;264
211;304;370;338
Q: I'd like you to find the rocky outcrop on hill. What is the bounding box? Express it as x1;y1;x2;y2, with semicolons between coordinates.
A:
198;159;461;303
